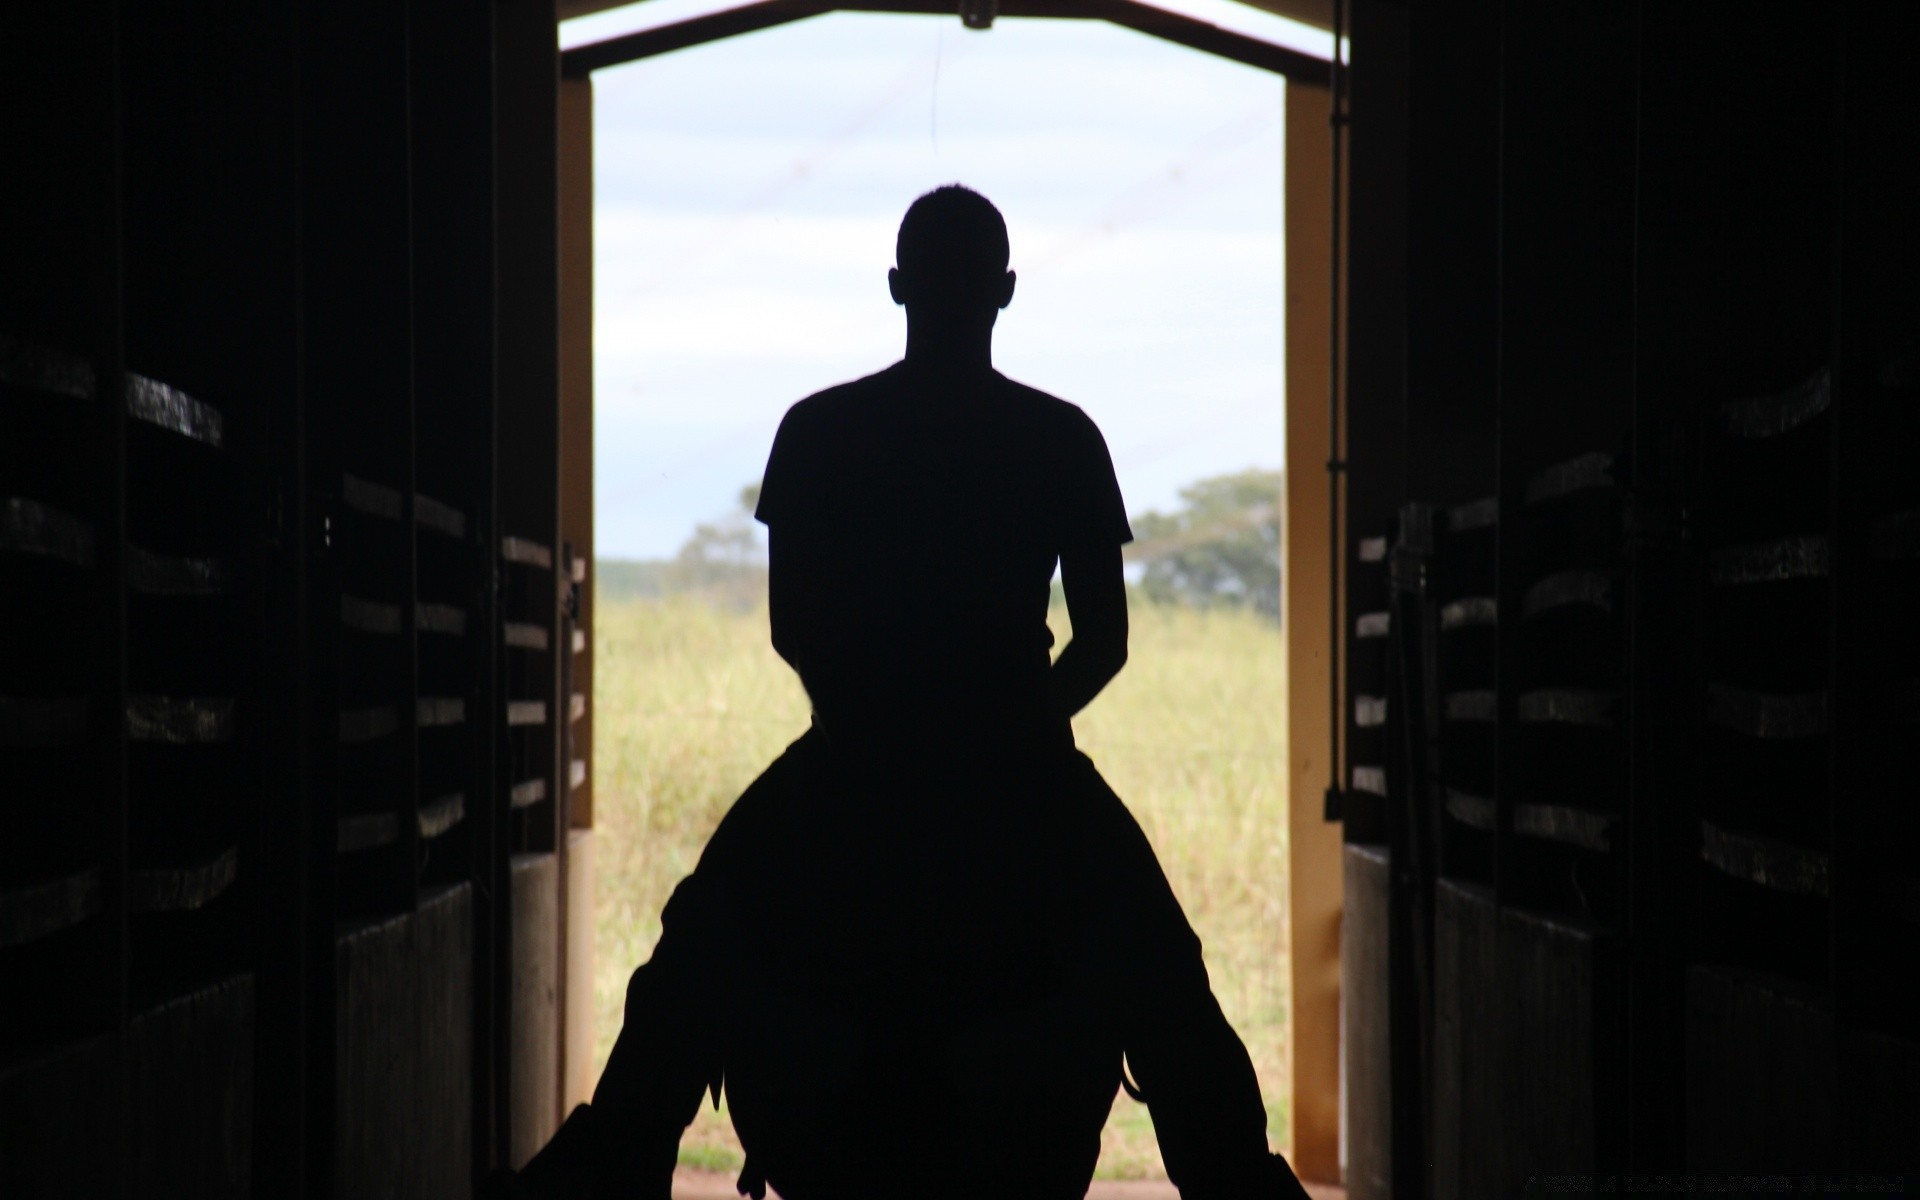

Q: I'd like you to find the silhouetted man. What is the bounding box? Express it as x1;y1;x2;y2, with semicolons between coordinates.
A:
501;186;1310;1200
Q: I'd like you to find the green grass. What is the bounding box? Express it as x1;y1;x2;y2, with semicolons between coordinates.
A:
589;592;1291;1179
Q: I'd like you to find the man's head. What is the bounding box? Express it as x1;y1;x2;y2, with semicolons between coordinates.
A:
889;185;1017;314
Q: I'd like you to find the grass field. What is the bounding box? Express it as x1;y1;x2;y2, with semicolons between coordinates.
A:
589;591;1291;1180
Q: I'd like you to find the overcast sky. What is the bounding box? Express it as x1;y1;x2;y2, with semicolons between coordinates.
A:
572;3;1319;559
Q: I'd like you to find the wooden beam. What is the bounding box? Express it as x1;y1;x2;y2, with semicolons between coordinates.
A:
561;0;1335;33
1284;76;1344;1187
562;0;830;76
561;0;1330;83
1235;0;1333;33
559;75;595;835
557;70;600;1114
559;0;645;17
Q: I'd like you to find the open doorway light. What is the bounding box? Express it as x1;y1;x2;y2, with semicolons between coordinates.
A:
583;7;1295;1186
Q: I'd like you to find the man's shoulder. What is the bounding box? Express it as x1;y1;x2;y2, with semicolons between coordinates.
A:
996;379;1115;460
993;375;1102;436
783;365;901;426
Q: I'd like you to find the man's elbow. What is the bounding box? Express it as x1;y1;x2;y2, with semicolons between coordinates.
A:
769;617;801;669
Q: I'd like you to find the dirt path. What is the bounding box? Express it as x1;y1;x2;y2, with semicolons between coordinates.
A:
671;1166;1347;1199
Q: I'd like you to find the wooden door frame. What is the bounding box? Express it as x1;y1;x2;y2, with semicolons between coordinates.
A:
553;10;1346;1183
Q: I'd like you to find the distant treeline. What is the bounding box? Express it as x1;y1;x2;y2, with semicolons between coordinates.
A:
595;558;761;603
597;484;768;608
1127;468;1281;624
597;468;1283;623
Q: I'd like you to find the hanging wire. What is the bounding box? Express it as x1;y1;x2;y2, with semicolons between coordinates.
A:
1326;0;1348;820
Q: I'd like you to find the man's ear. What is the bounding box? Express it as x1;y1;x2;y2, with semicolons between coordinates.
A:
997;270;1017;310
888;267;908;306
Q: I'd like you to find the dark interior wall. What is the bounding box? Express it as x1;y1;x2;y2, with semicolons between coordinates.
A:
1341;0;1920;1193
0;2;565;1196
1;6;127;1197
1830;1;1920;1172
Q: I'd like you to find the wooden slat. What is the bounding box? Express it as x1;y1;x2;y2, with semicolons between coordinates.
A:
126;545;229;596
1354;694;1386;727
0;333;96;399
417;793;465;839
130;847;239;911
1513;803;1614;852
416;602;466;636
1718;367;1830;438
1;496;95;568
1709;534;1828;585
416;697;465;728
341;473;403;520
502;622;548;651
126;695;234;743
413;493;466;539
1445;788;1497;831
1523;569;1611;617
337;812;400;854
508;779;545;809
1523;451;1614;505
125;372;222;446
1705;683;1827;739
1447;496;1498;532
0;867;100;948
1440;596;1497;630
499;536;551;569
1699;820;1829;897
1517;688;1613;728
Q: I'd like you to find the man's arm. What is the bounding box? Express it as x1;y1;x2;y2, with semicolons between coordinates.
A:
769;522;846;724
767;524;810;675
1049;541;1128;720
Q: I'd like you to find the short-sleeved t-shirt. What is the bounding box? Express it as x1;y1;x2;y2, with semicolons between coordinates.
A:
755;362;1130;734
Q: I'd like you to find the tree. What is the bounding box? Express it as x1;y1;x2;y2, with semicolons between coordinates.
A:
667;484;767;605
1128;468;1282;622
